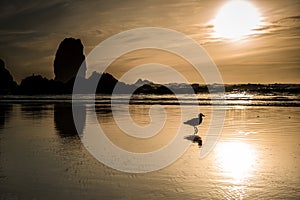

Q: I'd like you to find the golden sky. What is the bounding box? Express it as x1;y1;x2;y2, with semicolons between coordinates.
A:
0;0;299;83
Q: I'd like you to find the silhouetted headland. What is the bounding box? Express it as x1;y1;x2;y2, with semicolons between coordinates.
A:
0;59;17;94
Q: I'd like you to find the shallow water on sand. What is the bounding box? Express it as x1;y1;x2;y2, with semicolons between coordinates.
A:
0;103;299;199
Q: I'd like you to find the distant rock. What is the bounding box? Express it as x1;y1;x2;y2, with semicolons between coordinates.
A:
82;72;136;94
54;38;86;83
0;58;17;94
134;79;153;87
91;72;123;94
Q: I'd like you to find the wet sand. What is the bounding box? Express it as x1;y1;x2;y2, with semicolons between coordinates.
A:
0;103;299;199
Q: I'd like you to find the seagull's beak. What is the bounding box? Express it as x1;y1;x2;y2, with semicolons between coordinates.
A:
203;115;205;117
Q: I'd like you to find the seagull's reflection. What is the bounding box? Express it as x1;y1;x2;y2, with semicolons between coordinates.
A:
184;134;203;147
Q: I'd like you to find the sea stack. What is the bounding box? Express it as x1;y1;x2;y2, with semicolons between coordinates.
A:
54;38;86;83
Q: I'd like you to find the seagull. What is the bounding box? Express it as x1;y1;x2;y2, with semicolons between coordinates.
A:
184;113;205;134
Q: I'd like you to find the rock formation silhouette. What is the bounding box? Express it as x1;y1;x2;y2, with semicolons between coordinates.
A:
86;72;136;94
0;58;17;94
54;38;86;83
19;74;64;94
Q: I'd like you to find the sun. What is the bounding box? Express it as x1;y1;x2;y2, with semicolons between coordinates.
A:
212;0;261;39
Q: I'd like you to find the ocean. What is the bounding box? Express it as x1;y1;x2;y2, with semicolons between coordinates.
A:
0;90;299;199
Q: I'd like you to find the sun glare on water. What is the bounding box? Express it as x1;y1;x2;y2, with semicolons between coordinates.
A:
216;142;256;182
212;0;261;39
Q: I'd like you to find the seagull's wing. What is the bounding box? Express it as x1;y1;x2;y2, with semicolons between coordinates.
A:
184;118;198;126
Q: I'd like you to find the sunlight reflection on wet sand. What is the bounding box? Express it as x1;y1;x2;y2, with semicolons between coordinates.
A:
216;141;256;183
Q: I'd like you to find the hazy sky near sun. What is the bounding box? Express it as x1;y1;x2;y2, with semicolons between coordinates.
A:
0;0;299;84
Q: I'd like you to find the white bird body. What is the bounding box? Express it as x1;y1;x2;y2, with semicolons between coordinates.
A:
184;113;205;134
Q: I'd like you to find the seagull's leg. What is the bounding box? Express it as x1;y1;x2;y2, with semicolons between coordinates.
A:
194;127;198;134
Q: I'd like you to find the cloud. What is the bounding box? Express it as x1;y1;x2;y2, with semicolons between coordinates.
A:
275;15;300;23
0;1;68;30
251;15;300;38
